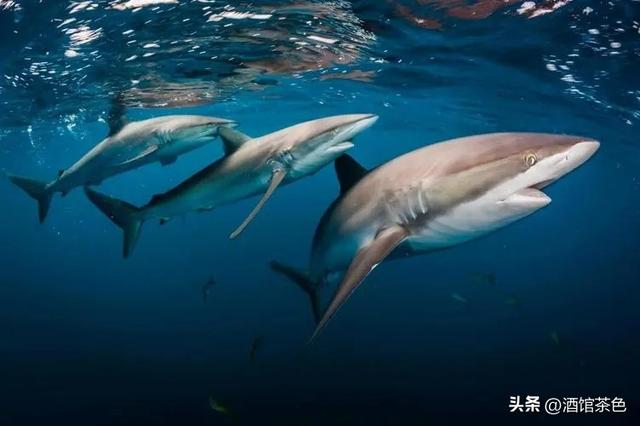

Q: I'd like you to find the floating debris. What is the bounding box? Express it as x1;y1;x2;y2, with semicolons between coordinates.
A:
249;336;264;362
504;296;521;306
450;292;468;304
202;276;216;302
208;397;230;415
470;272;497;286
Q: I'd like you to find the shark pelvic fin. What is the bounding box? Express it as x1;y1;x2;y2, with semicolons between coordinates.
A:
219;127;252;156
5;173;52;223
229;168;286;239
270;261;321;324
114;145;158;167
335;154;367;195
309;225;409;343
84;188;143;258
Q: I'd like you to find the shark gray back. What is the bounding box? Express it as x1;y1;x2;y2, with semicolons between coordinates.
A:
7;101;233;223
272;132;600;341
85;114;378;257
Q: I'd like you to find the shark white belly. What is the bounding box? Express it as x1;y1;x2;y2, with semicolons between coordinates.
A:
271;133;600;341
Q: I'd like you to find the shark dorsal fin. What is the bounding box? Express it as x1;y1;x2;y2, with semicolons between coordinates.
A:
107;94;127;136
335;154;367;195
219;127;252;156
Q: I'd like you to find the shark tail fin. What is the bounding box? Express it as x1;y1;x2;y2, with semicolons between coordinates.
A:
270;261;321;324
6;173;52;223
84;188;143;259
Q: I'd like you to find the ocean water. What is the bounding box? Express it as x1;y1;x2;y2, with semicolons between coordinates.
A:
0;1;639;425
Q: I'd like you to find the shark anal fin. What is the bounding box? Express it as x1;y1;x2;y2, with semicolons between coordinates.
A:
229;168;286;239
310;225;409;342
160;155;177;166
335;154;367;195
114;145;158;167
220;127;252;156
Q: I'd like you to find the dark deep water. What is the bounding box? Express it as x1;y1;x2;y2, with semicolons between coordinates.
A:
0;1;639;425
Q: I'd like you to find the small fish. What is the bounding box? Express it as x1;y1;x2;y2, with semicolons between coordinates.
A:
209;397;230;415
249;336;263;362
504;295;520;306
450;292;468;304
471;272;522;306
202;276;216;302
470;272;497;286
550;331;560;346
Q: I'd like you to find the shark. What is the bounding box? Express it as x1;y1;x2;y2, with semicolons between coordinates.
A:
6;99;234;223
270;133;600;341
85;113;379;258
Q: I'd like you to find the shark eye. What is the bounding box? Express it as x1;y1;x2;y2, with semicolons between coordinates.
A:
525;153;537;167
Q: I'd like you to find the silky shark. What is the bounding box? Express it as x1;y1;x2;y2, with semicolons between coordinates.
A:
85;114;379;258
6;99;234;223
271;133;600;341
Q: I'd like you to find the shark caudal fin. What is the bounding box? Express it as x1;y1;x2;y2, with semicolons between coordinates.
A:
270;261;321;325
5;173;52;223
84;188;143;258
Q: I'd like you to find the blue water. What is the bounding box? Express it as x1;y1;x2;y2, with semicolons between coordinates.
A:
1;1;639;425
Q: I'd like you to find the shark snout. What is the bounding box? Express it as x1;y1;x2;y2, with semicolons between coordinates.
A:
553;139;600;177
334;114;379;142
351;113;379;130
569;140;600;165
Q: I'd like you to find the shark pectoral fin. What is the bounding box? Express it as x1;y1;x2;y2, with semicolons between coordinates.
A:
229;168;287;239
160;155;177;166
309;225;409;343
114;145;159;167
219;127;252;156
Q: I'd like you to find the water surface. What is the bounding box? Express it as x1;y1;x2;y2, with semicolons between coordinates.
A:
0;1;638;424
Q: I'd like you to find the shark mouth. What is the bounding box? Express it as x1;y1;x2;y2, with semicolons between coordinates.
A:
499;187;551;207
533;178;556;189
326;141;355;154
